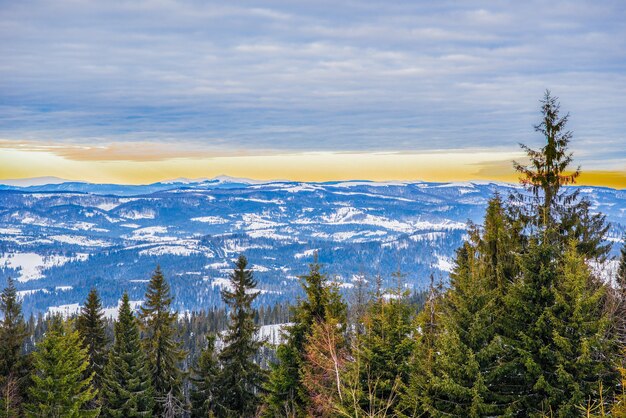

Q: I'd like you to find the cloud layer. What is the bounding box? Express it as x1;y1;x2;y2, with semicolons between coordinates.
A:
0;0;625;170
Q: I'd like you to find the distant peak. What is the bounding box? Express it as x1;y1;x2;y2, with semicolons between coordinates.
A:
0;176;71;186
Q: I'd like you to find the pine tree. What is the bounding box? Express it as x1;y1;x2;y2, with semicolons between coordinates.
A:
76;288;108;391
101;292;154;418
0;277;29;418
139;266;185;416
264;255;346;417
214;255;265;417
25;321;99;418
190;335;219;418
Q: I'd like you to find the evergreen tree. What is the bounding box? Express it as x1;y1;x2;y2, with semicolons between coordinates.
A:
76;288;108;391
264;255;346;417
513;90;609;259
345;289;415;416
0;277;29;417
399;274;442;417
214;255;265;417
412;198;520;416
101;292;154;418
618;242;626;289
139;266;185;416
189;335;219;418
25;321;99;418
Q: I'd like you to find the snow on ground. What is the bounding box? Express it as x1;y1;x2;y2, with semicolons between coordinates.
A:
17;288;49;299
434;255;455;273
55;286;72;291
47;303;81;317
0;227;21;235
257;323;293;345
120;223;141;228
211;277;233;290
246;229;292;240
590;259;621;286
50;235;111;247
191;216;228;224
294;249;319;259
101;300;144;319
119;208;156;219
0;252;87;282
139;245;200;256
240;213;285;230
125;226;178;243
206;261;231;270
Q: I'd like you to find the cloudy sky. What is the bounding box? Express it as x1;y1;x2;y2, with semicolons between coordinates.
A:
0;0;625;185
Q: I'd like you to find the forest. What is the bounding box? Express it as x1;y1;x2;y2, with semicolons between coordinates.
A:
2;92;626;417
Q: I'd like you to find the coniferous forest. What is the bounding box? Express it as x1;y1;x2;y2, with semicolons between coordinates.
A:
2;92;626;417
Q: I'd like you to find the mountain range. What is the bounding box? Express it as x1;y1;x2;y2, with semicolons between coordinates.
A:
1;177;624;316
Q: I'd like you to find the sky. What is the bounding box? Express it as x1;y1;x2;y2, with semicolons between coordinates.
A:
0;1;625;186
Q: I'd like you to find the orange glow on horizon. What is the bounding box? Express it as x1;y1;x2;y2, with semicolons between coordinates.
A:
0;147;624;188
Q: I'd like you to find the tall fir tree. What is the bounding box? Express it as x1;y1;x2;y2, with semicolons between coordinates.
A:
190;335;219;418
101;292;154;418
76;288;109;391
0;277;29;417
500;93;618;416
25;321;99;418
139;266;185;416
264;255;346;417
513;90;609;259
214;255;265;417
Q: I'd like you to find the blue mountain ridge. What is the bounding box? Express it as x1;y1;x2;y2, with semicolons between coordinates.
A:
1;178;624;316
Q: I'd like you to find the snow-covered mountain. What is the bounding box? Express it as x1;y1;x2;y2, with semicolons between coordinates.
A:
1;178;624;315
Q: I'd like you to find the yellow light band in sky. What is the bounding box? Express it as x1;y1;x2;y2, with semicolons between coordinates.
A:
1;147;625;188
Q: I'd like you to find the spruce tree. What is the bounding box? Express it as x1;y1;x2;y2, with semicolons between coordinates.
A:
0;277;29;417
76;288;108;391
190;335;219;418
101;292;154;418
139;266;185;416
513;90;609;259
413;198;519;416
264;255;346;417
214;255;265;417
499;93;618;415
25;321;99;417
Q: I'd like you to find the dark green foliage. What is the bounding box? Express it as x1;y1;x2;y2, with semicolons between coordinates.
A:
619;242;626;288
139;266;185;416
348;290;416;416
0;277;29;417
76;288;108;391
264;256;346;417
101;293;154;418
413;197;520;416
190;335;219;418
501;239;617;416
214;255;266;417
513;90;609;259
25;322;99;418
